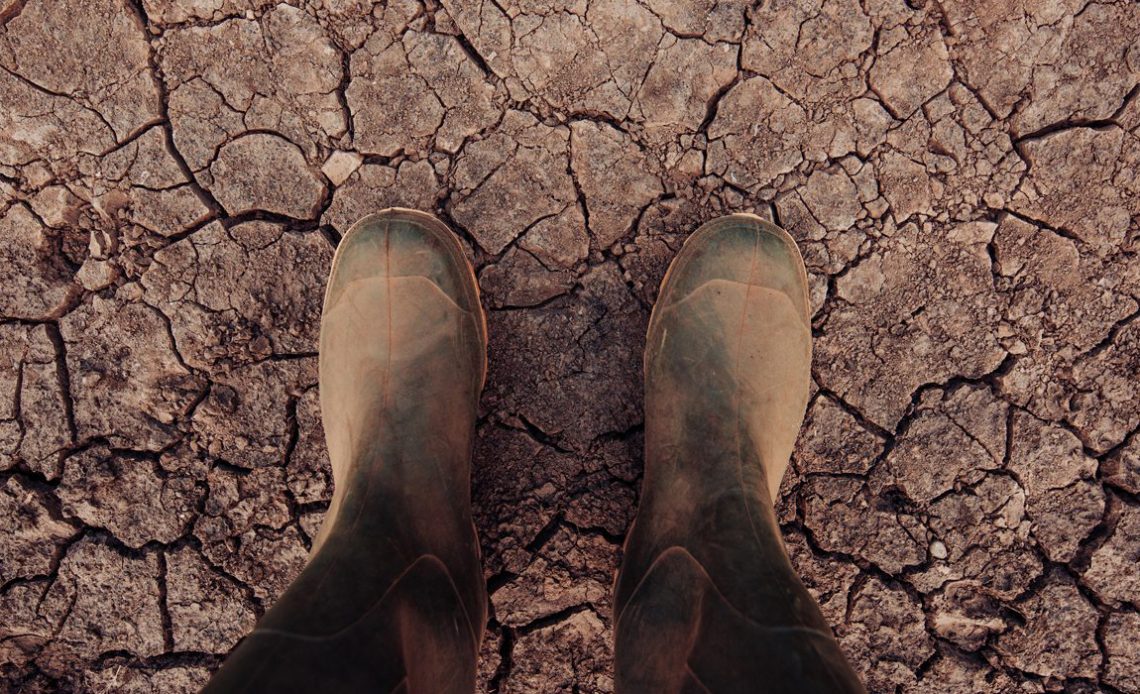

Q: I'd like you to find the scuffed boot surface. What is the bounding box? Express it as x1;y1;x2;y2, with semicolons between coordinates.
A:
204;209;487;694
614;214;865;694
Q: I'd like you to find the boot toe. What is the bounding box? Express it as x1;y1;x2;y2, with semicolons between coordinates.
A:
658;214;810;324
324;208;481;317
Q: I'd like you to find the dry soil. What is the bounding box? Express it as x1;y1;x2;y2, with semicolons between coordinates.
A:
1;0;1139;692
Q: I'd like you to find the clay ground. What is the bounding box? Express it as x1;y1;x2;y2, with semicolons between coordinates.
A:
1;0;1139;691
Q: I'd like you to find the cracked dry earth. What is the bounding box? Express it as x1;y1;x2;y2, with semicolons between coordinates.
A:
1;0;1139;691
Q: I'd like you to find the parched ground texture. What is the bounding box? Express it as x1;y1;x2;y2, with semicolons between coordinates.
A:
1;0;1139;691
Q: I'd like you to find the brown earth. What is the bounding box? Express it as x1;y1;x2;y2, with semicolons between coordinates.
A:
1;0;1139;691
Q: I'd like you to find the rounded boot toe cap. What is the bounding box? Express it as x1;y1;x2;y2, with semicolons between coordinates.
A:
658;214;810;323
324;208;480;315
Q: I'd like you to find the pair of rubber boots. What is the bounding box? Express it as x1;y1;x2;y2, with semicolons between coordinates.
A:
204;209;864;693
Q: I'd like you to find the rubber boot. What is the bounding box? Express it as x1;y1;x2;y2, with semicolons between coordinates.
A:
204;209;488;694
613;214;865;693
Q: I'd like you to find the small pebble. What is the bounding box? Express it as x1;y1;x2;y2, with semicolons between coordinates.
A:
930;540;948;560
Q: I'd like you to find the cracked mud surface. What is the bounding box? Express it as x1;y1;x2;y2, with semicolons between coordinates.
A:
1;0;1138;691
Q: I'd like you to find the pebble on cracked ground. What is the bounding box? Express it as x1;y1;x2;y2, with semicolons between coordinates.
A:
1;0;1139;692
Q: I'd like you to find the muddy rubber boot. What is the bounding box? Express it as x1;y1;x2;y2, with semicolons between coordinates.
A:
204;209;488;694
613;214;865;694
